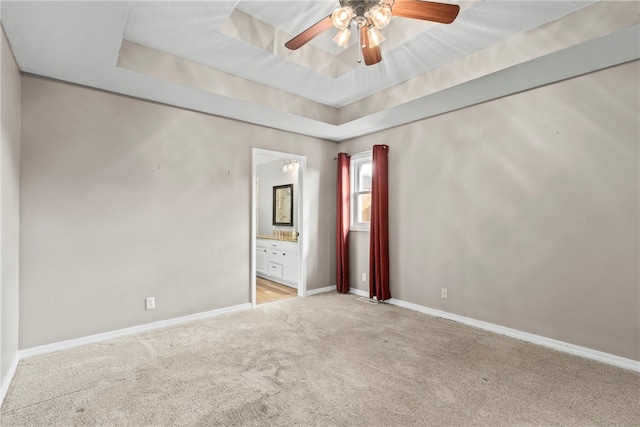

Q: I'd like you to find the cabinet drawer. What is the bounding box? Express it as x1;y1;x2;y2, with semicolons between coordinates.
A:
268;262;283;279
268;250;283;264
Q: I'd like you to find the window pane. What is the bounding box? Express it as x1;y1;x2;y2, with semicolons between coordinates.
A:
358;193;371;223
349;153;373;230
359;163;372;191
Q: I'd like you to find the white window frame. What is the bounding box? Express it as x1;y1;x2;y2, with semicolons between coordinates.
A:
350;151;372;232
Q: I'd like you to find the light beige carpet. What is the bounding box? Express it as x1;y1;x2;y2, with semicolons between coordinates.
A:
2;292;639;426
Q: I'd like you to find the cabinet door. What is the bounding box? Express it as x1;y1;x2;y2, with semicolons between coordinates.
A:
282;251;299;287
256;248;268;275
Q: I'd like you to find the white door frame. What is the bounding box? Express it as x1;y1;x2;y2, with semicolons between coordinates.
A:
251;148;307;307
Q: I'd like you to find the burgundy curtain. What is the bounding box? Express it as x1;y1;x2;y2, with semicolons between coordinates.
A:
336;153;350;293
369;145;391;301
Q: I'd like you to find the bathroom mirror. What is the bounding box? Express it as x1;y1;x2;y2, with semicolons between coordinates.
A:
273;184;293;226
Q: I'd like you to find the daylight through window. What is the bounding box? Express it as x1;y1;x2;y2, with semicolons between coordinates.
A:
350;151;372;231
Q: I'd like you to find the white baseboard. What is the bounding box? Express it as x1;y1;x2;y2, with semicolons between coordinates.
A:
349;289;639;372
306;285;335;296
19;303;252;360
348;288;369;298
0;352;20;408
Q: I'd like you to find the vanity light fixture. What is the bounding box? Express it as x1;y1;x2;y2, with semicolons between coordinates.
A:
282;160;298;172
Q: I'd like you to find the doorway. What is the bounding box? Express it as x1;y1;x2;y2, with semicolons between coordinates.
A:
251;149;307;307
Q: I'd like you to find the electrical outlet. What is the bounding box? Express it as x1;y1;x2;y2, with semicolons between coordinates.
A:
145;297;155;310
441;288;448;300
362;273;367;282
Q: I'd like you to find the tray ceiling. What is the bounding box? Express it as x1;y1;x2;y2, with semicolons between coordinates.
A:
1;1;638;141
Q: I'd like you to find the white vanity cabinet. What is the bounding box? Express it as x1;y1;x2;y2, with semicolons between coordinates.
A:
256;238;299;289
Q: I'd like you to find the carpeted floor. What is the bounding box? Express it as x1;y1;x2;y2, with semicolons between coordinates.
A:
2;292;639;426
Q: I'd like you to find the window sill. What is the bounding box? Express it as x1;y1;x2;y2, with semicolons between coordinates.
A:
349;226;370;232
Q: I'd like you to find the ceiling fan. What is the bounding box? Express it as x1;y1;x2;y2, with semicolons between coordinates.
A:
284;0;460;66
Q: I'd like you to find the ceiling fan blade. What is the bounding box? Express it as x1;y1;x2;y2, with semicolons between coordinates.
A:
392;0;460;24
360;27;382;66
285;15;334;50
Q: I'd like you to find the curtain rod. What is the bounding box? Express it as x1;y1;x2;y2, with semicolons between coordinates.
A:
334;149;372;160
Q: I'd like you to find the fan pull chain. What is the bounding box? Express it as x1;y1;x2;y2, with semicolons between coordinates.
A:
357;25;362;64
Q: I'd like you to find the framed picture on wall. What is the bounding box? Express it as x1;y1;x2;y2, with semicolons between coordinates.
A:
273;184;293;226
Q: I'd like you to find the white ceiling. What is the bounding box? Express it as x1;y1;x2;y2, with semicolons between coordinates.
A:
1;1;638;141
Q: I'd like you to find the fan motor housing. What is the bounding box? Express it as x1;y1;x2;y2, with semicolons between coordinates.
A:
339;0;381;16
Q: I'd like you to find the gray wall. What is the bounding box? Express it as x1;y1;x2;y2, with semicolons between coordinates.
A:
0;25;21;392
11;56;640;364
257;159;298;236
339;61;640;361
19;75;337;349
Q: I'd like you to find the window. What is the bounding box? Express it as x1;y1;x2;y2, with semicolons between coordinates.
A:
350;151;372;231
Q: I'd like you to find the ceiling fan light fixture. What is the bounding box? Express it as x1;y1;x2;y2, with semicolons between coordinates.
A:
331;6;354;30
370;4;392;29
367;26;385;47
284;0;461;67
333;27;352;48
